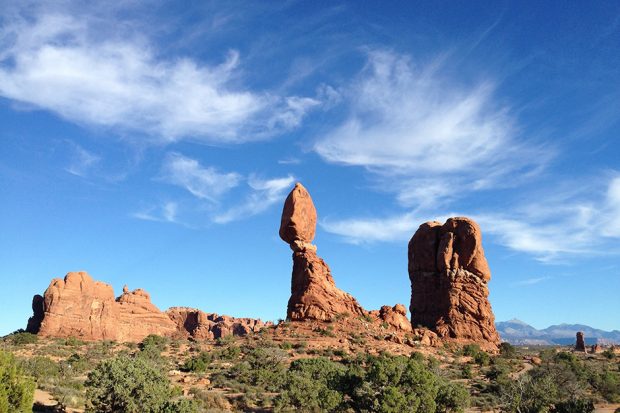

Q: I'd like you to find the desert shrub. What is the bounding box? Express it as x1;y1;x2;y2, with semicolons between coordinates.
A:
138;335;169;364
161;398;200;413
293;341;308;351
7;331;38;346
231;347;288;391
183;351;212;373
602;348;615;360
190;388;231;410
436;381;470;413
499;342;517;358
500;357;596;413
552;398;594;413
85;354;180;413
216;335;235;346
141;334;168;352
217;345;241;360
345;353;441;413
461;364;473;379
0;350;35;413
590;368;620;403
19;356;60;382
462;344;482;357
62;353;92;375
279;341;293;350
275;357;345;412
62;336;85;346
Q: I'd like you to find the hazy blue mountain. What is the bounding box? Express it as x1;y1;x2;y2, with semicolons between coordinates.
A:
496;319;620;345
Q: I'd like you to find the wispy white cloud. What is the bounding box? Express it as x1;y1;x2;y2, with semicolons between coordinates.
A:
64;142;100;177
314;50;549;208
143;153;295;225
474;175;620;261
161;153;241;202
321;211;428;244
133;202;179;224
511;276;551;287
277;157;302;165
0;9;317;143
214;175;296;223
322;175;620;260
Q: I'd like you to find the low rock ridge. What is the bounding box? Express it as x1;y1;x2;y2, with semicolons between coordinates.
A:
26;271;269;342
166;307;272;340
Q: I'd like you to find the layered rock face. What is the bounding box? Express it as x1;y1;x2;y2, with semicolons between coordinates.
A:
408;218;500;349
280;183;366;321
166;307;271;339
28;272;177;342
27;272;268;342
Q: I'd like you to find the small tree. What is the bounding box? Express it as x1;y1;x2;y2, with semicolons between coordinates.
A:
0;350;35;413
85;355;173;413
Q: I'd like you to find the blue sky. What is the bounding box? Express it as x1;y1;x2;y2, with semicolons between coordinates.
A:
1;1;619;336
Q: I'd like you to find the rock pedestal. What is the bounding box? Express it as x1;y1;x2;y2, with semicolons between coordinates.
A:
408;218;500;350
280;183;366;321
576;331;586;351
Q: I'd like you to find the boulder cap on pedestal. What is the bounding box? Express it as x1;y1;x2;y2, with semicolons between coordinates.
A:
279;182;317;245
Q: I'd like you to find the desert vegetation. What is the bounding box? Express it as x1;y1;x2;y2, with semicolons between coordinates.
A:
2;329;620;413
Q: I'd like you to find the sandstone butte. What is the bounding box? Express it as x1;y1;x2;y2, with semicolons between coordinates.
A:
408;218;501;351
279;183;417;335
26;271;270;343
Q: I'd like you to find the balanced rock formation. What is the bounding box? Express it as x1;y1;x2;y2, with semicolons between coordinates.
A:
280;183;366;321
166;307;271;339
408;217;500;350
27;271;177;342
576;331;586;351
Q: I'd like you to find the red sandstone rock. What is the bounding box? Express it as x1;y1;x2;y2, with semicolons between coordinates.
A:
409;217;500;350
166;307;271;339
376;304;412;331
288;248;366;321
279;183;317;245
31;271;176;342
576;331;586;351
26;294;44;334
281;183;366;322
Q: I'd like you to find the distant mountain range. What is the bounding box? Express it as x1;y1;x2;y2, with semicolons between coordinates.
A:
496;319;620;345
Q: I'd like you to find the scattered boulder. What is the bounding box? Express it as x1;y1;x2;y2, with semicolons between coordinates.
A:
280;183;366;321
576;331;586;352
590;344;601;354
372;304;412;332
408;217;500;350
